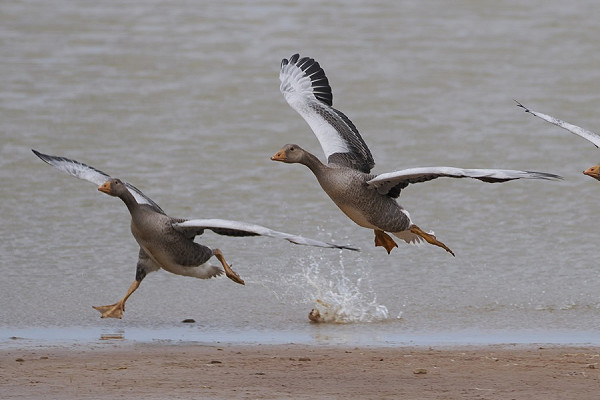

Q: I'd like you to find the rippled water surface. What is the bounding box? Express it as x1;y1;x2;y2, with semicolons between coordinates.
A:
2;0;600;347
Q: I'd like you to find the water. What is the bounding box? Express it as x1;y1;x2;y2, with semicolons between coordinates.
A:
2;0;600;347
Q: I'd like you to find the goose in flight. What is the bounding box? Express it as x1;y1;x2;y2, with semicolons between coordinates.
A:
33;149;357;318
272;54;563;255
516;101;600;180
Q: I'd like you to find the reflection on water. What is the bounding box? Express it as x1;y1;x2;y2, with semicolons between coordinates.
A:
2;0;600;346
99;332;125;341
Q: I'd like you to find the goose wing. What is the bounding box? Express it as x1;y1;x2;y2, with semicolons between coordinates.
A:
32;149;165;214
368;166;562;198
172;218;359;251
280;53;375;173
516;101;600;148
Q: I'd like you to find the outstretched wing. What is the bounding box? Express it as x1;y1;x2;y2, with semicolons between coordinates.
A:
172;218;359;251
368;166;563;198
516;101;600;148
32;149;165;214
280;53;375;173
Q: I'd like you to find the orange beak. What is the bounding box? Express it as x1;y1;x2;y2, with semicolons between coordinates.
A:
583;165;600;180
271;150;287;162
98;181;112;194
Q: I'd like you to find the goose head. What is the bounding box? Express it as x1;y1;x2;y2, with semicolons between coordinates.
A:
583;165;600;181
271;144;305;164
98;178;128;197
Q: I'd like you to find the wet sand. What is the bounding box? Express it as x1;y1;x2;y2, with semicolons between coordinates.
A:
1;342;599;399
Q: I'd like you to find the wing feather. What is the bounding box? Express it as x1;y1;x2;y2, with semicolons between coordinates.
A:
280;54;374;173
368;166;563;198
516;101;600;148
32;149;165;214
172;218;359;251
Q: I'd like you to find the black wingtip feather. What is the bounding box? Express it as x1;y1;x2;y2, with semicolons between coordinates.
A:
525;171;564;180
32;149;77;169
32;148;50;163
514;99;530;113
285;53;333;107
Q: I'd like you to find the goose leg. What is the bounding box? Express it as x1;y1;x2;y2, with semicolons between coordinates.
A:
93;280;140;319
409;224;455;256
213;249;245;285
374;229;398;254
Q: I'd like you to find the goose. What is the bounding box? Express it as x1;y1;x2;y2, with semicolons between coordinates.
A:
33;149;358;319
272;54;563;255
516;101;600;181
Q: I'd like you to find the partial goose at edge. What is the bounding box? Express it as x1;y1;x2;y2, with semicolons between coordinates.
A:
516;101;600;181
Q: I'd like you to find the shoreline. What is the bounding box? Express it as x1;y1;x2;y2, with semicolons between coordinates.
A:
4;326;600;350
2;341;599;399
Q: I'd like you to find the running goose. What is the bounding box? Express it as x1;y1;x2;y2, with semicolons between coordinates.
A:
33;149;357;319
272;54;562;255
516;101;600;181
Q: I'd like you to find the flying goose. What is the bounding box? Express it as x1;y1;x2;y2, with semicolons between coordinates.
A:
33;149;357;318
516;101;600;180
272;54;562;255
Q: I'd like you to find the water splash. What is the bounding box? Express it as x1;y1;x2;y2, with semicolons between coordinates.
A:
264;254;389;324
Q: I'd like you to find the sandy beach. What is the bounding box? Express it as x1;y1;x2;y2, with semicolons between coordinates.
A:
1;342;598;399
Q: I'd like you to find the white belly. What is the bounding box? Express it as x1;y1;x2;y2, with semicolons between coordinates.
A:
338;204;378;230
